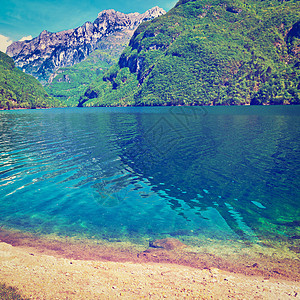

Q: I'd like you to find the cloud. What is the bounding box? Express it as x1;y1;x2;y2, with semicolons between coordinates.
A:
19;35;33;41
0;34;13;53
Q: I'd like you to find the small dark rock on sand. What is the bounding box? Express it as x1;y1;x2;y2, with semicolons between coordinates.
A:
149;238;187;250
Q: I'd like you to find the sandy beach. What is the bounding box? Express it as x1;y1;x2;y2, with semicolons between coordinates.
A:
0;230;299;299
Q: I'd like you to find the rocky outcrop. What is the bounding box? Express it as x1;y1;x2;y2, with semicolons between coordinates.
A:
149;238;187;250
6;7;165;84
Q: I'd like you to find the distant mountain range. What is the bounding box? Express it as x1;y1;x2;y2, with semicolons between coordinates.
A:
6;7;165;84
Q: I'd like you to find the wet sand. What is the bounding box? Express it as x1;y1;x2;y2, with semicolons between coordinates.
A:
0;229;299;299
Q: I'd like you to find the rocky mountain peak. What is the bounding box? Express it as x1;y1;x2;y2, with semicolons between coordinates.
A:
143;6;165;18
97;9;117;18
6;7;166;84
40;30;49;36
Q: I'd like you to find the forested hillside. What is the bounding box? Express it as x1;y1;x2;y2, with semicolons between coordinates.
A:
44;8;165;106
0;51;62;109
80;0;300;107
44;49;117;106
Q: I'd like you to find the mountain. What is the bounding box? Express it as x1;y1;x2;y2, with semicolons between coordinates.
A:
44;49;117;106
6;7;166;85
0;51;62;109
80;0;300;107
43;26;135;106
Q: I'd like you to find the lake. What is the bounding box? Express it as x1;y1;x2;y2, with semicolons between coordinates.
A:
0;106;299;270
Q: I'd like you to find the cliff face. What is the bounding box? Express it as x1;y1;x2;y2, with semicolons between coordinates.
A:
6;7;165;84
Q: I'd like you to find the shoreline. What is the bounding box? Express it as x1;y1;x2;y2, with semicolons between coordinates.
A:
0;107;55;111
0;242;299;299
0;228;299;299
1;103;299;111
0;227;299;280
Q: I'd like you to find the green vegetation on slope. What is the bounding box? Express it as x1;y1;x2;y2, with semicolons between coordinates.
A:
45;33;132;107
0;51;62;109
80;0;300;107
45;49;119;107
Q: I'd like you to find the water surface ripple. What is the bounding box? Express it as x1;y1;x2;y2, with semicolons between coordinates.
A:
0;106;299;249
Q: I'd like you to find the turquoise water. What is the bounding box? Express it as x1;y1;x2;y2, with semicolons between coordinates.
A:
0;106;299;246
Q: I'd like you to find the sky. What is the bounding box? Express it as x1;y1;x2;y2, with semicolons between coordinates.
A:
0;0;177;53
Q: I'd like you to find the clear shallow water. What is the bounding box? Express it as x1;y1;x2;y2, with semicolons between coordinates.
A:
0;106;299;247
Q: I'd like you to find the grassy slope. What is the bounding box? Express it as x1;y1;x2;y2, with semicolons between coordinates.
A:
45;48;120;107
0;51;62;109
45;32;132;107
81;0;300;106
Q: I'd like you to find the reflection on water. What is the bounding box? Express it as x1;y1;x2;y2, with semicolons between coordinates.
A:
0;106;299;246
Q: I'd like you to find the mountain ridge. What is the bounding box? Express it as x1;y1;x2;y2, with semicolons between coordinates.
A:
6;7;165;84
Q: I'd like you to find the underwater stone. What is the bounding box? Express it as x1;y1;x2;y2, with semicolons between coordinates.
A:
149;238;187;250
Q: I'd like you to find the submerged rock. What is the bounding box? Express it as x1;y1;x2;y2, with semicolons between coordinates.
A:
149;238;187;250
